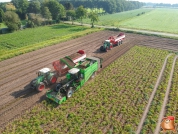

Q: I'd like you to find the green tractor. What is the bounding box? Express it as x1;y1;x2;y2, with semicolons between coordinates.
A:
46;56;102;104
30;68;57;91
100;40;112;52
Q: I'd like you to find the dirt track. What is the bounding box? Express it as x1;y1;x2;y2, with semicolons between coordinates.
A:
1;30;178;129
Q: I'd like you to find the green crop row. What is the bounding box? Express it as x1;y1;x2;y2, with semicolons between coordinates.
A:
165;58;178;128
0;27;103;61
0;46;169;134
141;54;175;134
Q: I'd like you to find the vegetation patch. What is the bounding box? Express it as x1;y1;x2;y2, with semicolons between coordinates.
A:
0;23;103;61
119;8;178;34
80;8;153;26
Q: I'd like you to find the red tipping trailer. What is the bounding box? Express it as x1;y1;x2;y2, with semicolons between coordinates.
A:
52;50;86;76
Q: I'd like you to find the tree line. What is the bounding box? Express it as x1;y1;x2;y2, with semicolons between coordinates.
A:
0;0;143;32
60;0;144;14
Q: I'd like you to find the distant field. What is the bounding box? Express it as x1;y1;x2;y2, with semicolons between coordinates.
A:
0;24;103;61
119;8;178;34
80;8;153;26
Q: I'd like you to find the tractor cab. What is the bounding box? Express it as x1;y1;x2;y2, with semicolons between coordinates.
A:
100;40;112;52
37;68;51;77
67;68;82;82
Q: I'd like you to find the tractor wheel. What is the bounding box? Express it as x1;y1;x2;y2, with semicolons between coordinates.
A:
66;87;74;98
100;46;104;51
50;75;57;84
55;83;62;92
37;82;45;92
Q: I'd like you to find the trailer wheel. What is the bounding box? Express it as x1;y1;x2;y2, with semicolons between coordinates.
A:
67;87;74;98
105;48;108;52
37;82;45;92
121;40;123;44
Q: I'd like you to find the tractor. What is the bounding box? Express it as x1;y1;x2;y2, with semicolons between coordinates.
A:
100;33;125;52
46;56;103;104
30;68;57;91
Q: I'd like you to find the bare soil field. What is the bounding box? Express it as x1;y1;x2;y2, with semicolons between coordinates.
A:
0;30;178;129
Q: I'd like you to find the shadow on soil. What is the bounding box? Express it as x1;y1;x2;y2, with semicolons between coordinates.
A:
10;83;57;99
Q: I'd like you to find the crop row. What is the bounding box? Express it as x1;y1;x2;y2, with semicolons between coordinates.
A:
0;27;102;61
165;58;178;129
140;54;175;134
0;46;169;134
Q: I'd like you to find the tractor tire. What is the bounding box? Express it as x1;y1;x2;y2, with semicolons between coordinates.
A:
30;80;36;89
55;83;62;92
66;87;74;98
50;75;57;84
100;46;104;51
36;82;45;92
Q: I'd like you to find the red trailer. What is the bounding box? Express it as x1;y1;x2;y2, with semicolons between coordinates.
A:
109;33;125;46
52;50;86;76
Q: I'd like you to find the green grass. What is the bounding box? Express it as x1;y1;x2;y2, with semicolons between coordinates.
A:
0;23;7;28
0;23;103;61
119;8;178;34
80;8;153;26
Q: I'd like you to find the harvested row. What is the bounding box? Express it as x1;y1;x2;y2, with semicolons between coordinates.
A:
0;46;169;133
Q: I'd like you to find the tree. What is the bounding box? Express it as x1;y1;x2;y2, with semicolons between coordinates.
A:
64;2;73;10
4;11;21;31
12;0;29;19
88;12;99;28
76;5;87;25
28;1;41;14
66;10;75;24
44;0;65;21
0;8;4;23
41;6;52;24
5;3;16;11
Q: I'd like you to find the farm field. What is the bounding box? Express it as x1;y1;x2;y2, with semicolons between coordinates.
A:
80;8;153;26
119;8;178;34
0;46;170;133
1;31;178;133
0;23;102;61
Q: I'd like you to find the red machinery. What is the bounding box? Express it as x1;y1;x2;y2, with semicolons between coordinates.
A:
52;50;86;76
100;33;125;52
109;33;125;46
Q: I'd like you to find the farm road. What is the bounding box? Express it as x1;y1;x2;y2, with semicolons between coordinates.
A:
63;21;178;38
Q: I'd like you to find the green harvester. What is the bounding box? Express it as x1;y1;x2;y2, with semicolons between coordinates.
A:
46;56;102;104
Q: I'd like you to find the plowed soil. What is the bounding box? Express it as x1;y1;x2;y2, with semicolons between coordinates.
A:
0;30;178;129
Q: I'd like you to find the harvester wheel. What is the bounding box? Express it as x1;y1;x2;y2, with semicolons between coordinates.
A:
50;75;57;84
66;87;74;98
37;82;45;92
